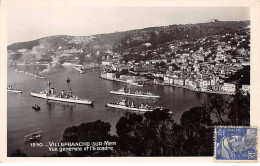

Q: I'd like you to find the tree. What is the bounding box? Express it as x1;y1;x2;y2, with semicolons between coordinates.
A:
144;108;172;126
180;107;213;156
115;113;146;156
203;95;228;125
228;91;250;126
142;108;176;156
115;109;177;156
227;66;250;88
62;120;115;157
180;106;212;134
158;120;183;156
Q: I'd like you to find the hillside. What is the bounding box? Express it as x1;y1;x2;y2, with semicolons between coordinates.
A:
7;20;250;63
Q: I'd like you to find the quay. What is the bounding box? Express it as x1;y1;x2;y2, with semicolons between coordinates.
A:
153;82;235;95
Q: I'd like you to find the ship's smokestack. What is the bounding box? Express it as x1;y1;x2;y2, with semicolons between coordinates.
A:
51;88;54;94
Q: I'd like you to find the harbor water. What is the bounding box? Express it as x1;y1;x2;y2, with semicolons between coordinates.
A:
7;65;211;156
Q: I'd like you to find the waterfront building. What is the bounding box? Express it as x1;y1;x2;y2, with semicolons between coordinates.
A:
164;76;175;85
191;81;199;89
184;78;191;86
101;72;116;80
174;78;184;86
164;76;170;84
222;83;236;93
154;78;163;84
241;85;250;94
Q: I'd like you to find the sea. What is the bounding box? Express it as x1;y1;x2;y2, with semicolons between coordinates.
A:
7;65;212;157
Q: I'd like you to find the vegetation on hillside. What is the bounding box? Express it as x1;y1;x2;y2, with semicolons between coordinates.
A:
8;21;249;54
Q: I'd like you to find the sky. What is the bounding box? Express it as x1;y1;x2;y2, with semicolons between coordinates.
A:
7;4;249;45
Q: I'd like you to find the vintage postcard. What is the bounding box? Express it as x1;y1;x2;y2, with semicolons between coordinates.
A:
0;0;260;163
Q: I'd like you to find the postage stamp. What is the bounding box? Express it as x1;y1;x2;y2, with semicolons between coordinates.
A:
215;126;258;162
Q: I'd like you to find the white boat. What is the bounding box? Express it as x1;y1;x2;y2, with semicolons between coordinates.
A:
31;82;93;105
25;71;34;76
110;88;160;98
73;66;85;74
106;99;153;112
24;71;46;79
14;69;25;73
24;131;42;141
33;73;46;79
7;86;22;93
126;80;143;87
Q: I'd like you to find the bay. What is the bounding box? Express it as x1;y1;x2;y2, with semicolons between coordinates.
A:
7;65;210;156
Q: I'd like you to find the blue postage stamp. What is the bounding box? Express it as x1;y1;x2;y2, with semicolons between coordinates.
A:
215;126;257;161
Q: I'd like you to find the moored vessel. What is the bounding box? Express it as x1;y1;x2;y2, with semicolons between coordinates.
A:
7;86;22;93
24;131;42;141
110;87;160;98
30;82;93;105
14;69;25;73
66;77;71;83
126;79;143;87
106;99;153;112
32;104;41;111
73;66;85;74
34;73;46;79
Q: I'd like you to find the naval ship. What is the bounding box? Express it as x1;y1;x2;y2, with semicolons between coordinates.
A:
106;99;153;112
110;87;160;98
30;82;93;105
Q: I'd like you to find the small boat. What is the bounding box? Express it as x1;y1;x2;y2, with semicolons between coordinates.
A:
7;86;22;93
32;104;40;111
14;69;25;73
73;66;85;74
24;131;42;141
126;80;143;87
66;77;71;83
79;70;84;74
34;73;46;79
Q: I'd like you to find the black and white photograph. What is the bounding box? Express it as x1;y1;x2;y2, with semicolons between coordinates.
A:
1;0;259;162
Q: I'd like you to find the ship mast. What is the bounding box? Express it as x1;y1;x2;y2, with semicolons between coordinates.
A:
47;81;51;93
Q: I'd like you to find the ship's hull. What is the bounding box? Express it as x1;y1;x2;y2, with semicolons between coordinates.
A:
31;92;93;105
32;106;41;110
106;103;153;112
7;90;22;93
34;76;46;79
14;70;25;73
28;73;45;79
73;67;85;74
110;91;160;98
